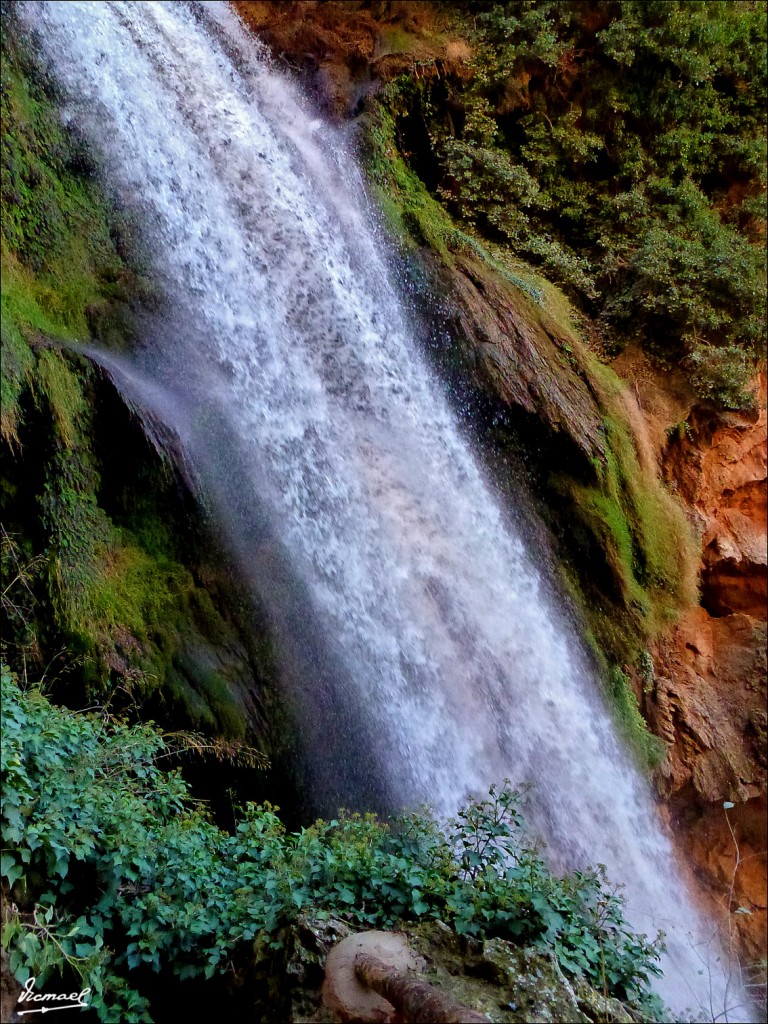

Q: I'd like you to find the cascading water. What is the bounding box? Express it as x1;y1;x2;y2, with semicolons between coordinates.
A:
18;1;753;1019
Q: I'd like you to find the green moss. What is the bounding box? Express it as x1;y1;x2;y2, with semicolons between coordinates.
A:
29;348;86;448
36;414;186;681
173;652;248;741
377;26;420;56
76;539;189;640
0;313;34;444
1;17;178;680
8;341;248;733
361;100;458;258
610;666;666;772
1;14;144;419
530;351;698;767
0;11;264;753
560;359;698;639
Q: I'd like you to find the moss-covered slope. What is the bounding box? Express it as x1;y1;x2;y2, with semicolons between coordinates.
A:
0;9;269;750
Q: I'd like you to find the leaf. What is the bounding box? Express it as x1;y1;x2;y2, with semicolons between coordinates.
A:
1;920;20;948
4;863;24;888
0;853;17;880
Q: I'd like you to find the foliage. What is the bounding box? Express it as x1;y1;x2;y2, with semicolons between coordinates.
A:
609;666;666;772
686;342;757;410
375;0;766;404
1;671;668;1021
0;7;148;444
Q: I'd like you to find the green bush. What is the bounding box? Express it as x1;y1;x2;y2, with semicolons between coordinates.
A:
686;342;757;411
1;670;667;1021
374;0;766;399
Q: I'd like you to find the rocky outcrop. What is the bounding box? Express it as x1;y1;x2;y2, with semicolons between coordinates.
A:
260;917;650;1024
233;1;470;117
650;609;766;806
443;254;605;464
667;384;767;620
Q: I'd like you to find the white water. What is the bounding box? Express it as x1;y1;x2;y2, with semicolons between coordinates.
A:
19;2;753;1019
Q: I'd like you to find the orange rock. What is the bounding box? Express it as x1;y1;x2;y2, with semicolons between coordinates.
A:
645;371;767;977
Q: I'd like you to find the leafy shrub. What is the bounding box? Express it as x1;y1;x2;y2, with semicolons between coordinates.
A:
686;343;757;411
1;670;667;1021
375;0;766;399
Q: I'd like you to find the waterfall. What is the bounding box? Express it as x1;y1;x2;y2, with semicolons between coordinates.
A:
18;2;752;1019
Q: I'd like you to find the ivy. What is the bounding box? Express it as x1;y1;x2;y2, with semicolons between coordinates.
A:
1;669;667;1021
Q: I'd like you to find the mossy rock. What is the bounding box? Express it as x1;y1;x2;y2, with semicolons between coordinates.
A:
270;918;652;1024
408;925;591;1024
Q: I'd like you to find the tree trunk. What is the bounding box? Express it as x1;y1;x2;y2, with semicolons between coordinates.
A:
353;951;489;1024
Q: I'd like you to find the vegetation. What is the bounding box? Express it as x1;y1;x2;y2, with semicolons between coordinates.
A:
0;3;150;443
1;669;668;1022
0;5;761;1020
0;15;258;744
555;361;699;638
373;0;766;407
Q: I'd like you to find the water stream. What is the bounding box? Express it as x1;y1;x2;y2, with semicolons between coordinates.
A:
18;2;752;1018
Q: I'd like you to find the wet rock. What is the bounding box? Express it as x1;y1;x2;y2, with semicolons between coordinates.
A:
473;941;590;1024
572;978;641;1024
446;254;605;466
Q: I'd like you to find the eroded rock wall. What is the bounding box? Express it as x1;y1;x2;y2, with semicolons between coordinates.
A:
612;355;767;966
653;376;767;963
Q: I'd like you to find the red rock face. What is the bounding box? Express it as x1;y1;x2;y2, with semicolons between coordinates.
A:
670;382;767;620
654;374;767;976
683;798;768;968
